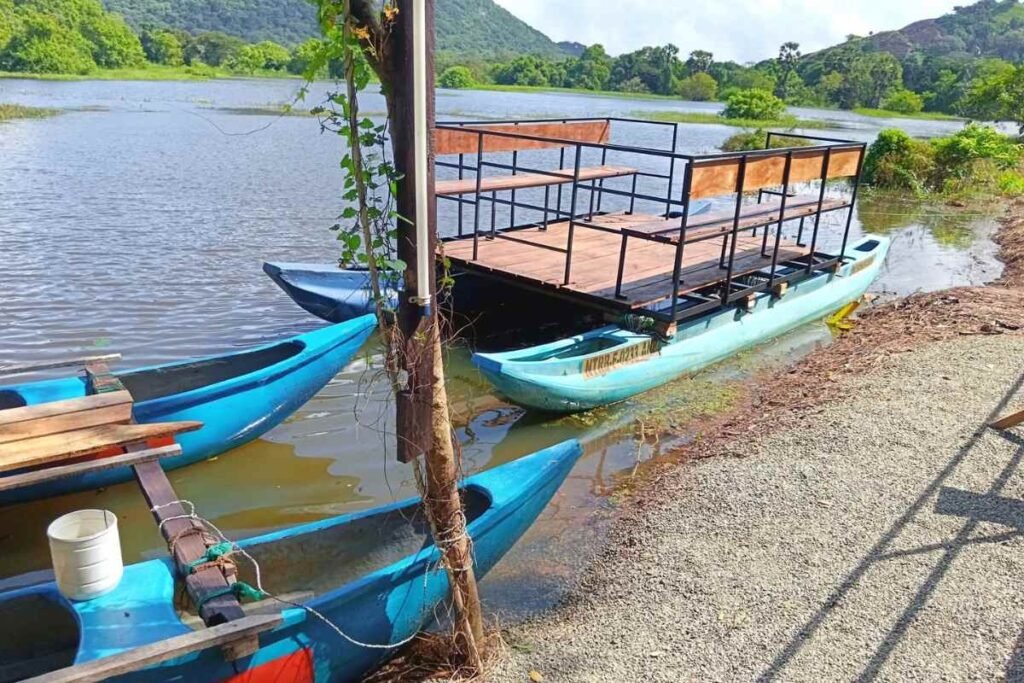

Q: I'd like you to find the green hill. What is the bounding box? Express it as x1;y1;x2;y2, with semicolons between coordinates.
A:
101;0;568;56
805;0;1024;68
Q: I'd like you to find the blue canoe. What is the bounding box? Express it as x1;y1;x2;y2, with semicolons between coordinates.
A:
473;235;890;412
0;439;583;683
263;263;400;324
0;315;377;504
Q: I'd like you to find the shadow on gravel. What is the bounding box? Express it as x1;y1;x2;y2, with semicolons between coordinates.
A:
757;371;1024;682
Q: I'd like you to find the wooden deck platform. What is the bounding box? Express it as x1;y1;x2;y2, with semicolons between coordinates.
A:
443;214;811;312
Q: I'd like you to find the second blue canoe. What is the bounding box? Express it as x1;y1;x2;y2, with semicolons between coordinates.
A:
0;315;378;504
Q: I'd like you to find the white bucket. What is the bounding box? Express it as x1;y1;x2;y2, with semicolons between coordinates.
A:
47;509;124;601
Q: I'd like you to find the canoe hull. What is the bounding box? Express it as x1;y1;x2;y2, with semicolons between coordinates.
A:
263;263;399;324
0;316;378;504
473;236;890;412
0;440;584;683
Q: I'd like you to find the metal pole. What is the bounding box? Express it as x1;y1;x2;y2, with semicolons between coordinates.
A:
564;144;583;285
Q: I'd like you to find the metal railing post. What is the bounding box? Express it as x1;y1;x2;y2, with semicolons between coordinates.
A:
839;146;867;263
471;132;484;260
722;156;749;305
768;152;794;290
668;167;694;322
563;144;583;285
806;147;832;273
510;149;519;228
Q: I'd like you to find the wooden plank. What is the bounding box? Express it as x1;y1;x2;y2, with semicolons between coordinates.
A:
434;120;612;155
599;197;849;243
132;458;250;644
23;613;283;683
0;445;180;493
0;391;131;428
613;243;811;307
436;165;636;196
0;392;134;444
85;361;125;395
0;354;121;377
0;421;201;473
991;409;1024;430
690;147;863;199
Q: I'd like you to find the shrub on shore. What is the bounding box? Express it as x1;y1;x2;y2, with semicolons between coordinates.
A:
864;124;1024;198
722;89;786;121
719;129;813;152
439;65;475;89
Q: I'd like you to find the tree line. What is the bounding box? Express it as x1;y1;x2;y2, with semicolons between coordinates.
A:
0;0;324;75
438;39;1024;129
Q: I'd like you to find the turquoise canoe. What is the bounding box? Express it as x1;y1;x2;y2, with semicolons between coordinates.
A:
0;439;583;683
0;315;377;505
473;236;890;412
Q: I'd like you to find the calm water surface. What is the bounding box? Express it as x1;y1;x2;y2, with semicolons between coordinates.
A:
0;79;1004;620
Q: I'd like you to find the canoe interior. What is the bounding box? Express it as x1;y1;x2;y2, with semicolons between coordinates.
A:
119;341;303;403
179;487;491;614
0;593;78;682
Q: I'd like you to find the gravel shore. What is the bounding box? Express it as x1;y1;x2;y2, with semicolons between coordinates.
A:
492;334;1024;681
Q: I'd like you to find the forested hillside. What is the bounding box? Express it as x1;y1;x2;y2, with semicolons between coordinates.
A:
101;0;568;56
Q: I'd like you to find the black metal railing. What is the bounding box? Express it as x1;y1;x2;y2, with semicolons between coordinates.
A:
434;117;867;326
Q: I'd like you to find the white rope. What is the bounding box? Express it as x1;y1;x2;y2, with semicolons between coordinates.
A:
151;499;426;650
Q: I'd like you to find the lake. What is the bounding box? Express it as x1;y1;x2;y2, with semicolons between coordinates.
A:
0;78;1005;620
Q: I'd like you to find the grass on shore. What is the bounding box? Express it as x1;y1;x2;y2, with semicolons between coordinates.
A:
0;103;59;121
0;64;303;82
634;110;828;130
853;107;962;122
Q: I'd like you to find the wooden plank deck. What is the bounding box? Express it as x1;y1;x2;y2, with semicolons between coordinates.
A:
443;215;811;311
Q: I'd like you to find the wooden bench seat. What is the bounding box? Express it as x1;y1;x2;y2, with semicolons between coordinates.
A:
591;195;849;245
436;165;637;196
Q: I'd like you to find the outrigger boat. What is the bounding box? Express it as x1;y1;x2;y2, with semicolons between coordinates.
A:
0;439;583;683
0;315;377;504
423;119;879;412
474;236;888;412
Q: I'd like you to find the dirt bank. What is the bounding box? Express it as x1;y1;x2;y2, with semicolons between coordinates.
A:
490;201;1024;682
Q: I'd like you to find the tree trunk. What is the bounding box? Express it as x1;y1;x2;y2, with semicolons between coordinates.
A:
418;325;485;665
381;0;486;670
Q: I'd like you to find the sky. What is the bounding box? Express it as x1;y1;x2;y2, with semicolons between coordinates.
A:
492;0;968;63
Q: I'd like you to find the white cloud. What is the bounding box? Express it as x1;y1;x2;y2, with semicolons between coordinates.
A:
493;0;966;62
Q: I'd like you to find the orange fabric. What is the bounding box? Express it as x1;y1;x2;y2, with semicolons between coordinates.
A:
223;648;315;683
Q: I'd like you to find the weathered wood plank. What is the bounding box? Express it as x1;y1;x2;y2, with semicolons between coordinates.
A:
23;614;283;683
0;421;201;473
0;392;134;444
0;391;131;428
690;147;862;199
132;459;250;641
0;445;180;493
436;165;636;196
0;354;121;377
599;196;849;243
434;120;611;155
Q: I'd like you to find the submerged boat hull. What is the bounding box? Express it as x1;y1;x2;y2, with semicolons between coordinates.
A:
473;236;890;412
0;439;583;683
0;316;377;504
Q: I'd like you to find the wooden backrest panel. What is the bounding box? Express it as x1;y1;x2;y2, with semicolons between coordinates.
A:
689;147;862;200
433;121;612;156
